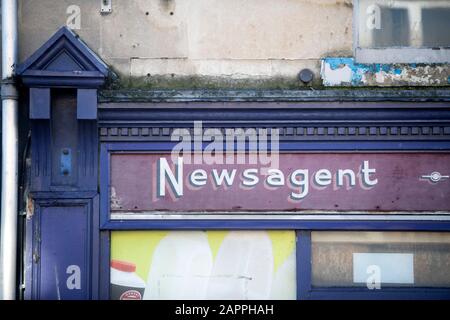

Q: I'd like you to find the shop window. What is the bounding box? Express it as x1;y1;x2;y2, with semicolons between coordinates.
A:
355;0;450;63
422;7;450;47
110;230;296;300
312;231;450;288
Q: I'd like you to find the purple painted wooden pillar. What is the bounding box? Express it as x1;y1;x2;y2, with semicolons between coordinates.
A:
17;27;108;300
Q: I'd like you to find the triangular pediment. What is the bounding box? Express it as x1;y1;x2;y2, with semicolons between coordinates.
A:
17;26;109;87
43;50;85;72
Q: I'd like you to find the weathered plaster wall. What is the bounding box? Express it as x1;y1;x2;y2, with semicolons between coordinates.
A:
17;0;449;87
18;0;351;87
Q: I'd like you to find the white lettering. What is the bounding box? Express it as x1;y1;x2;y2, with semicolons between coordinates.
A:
154;160;379;200
366;265;381;290
242;169;259;187
66;265;81;290
203;128;224;165
290;169;309;200
66;5;81;30
171;128;191;164
212;169;237;187
189;169;207;187
337;169;356;187
361;160;378;187
266;169;285;187
314;169;332;187
158;157;183;197
366;4;381;30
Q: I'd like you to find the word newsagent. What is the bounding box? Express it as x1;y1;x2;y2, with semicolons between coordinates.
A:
157;158;378;200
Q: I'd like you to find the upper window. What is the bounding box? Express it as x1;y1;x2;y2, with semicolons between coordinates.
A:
355;0;450;63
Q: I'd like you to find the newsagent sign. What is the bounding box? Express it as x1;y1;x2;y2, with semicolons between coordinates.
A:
109;153;450;217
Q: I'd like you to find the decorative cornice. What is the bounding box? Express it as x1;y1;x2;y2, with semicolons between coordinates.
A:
98;101;450;144
99;125;450;142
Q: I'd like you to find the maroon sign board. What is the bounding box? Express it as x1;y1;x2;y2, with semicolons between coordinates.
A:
109;153;450;218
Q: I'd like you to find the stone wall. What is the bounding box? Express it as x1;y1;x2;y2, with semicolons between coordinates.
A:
17;0;449;87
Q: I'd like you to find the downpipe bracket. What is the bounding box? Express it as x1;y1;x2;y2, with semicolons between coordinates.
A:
1;80;18;100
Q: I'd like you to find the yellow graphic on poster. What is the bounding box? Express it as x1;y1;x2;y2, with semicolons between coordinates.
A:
110;230;296;300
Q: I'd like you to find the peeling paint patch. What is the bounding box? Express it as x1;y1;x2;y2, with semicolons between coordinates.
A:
320;58;353;86
321;57;450;87
110;187;123;210
26;194;34;219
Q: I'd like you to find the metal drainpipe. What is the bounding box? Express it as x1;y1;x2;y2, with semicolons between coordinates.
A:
1;0;18;300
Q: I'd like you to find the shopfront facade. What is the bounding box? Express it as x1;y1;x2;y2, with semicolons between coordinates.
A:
12;27;450;300
2;1;450;300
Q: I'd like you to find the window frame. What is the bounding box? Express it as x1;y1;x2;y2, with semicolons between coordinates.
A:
297;230;450;300
353;0;450;63
98;142;450;300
